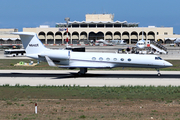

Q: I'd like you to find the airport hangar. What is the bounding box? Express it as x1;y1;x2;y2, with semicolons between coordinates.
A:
1;14;180;45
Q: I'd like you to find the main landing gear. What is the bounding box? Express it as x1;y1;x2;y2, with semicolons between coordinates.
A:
78;68;87;75
156;68;161;77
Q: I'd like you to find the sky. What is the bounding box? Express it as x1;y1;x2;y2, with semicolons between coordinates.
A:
1;0;180;34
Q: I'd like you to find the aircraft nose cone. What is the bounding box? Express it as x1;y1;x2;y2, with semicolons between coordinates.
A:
164;61;173;67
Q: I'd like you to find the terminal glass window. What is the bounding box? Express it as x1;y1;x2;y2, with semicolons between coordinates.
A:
80;24;87;27
114;24;121;27
72;24;79;28
97;24;104;27
106;24;113;27
89;24;96;27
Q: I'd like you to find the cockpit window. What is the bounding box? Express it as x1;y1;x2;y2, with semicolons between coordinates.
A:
138;43;144;45
155;57;162;60
158;57;162;60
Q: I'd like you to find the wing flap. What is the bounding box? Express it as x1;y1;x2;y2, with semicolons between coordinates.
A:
58;66;112;69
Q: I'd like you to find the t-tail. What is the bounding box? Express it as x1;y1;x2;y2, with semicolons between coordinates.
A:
11;32;48;58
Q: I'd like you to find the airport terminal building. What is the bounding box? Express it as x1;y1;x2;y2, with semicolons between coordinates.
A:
1;14;180;45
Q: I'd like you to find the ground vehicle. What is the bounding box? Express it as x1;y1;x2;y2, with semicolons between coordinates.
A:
0;45;22;50
4;49;26;57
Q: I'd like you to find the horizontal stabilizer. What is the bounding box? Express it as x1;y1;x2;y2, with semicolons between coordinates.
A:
11;32;35;36
45;56;57;67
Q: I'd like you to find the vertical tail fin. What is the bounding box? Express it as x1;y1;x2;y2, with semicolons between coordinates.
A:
11;32;47;55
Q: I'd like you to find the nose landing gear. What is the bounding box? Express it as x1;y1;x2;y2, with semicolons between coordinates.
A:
156;68;161;77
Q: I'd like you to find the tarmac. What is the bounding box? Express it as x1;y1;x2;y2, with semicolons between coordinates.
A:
0;70;180;86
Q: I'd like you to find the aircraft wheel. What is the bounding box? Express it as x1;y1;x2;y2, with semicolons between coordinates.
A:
78;72;82;76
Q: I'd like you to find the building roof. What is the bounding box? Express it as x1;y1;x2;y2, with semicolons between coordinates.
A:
56;21;139;27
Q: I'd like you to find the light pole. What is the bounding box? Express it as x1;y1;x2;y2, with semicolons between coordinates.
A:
65;17;70;47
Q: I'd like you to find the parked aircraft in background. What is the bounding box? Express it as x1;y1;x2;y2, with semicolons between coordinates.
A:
136;39;146;49
12;32;172;76
136;31;146;49
95;39;113;46
174;38;180;46
93;39;126;46
111;40;127;45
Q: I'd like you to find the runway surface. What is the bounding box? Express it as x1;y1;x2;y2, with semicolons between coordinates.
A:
0;70;180;86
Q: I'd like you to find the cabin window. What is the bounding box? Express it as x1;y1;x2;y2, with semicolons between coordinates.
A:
106;58;110;61
113;58;117;61
92;57;96;60
128;58;131;61
121;58;124;61
99;57;103;61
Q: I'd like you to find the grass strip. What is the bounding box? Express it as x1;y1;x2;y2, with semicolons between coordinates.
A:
1;85;180;101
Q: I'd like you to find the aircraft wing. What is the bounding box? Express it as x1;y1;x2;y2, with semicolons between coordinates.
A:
45;55;112;68
58;66;112;69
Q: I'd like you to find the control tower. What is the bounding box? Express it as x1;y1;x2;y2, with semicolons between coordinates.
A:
86;14;114;22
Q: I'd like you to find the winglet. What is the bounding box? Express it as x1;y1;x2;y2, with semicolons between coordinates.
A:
45;56;57;67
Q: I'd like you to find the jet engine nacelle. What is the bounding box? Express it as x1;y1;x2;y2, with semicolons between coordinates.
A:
40;50;70;60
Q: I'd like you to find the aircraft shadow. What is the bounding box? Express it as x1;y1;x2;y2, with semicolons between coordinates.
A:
0;72;180;79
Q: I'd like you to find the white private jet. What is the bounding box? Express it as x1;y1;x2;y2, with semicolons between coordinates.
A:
174;38;180;46
12;32;172;76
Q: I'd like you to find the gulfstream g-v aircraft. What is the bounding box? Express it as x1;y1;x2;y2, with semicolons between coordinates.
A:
12;32;172;76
